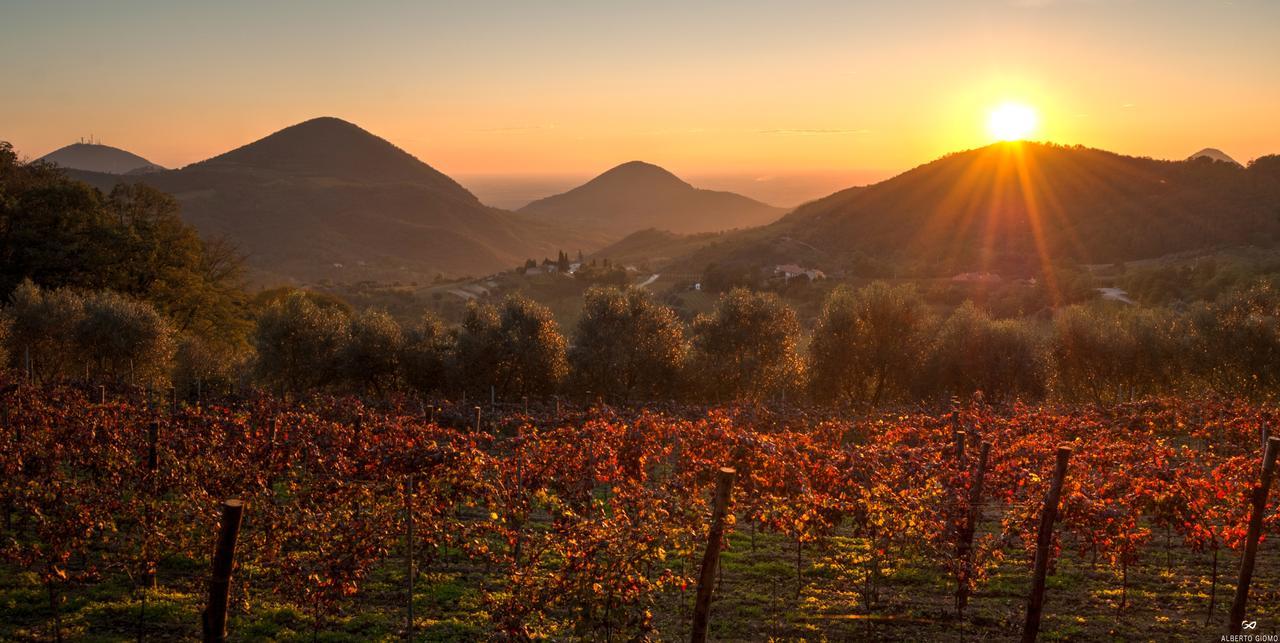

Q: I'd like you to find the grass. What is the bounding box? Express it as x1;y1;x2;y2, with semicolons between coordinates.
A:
2;510;1277;641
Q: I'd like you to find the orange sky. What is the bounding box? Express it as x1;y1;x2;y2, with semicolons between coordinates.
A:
3;1;1278;181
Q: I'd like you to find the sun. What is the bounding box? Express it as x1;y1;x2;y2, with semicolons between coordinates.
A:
987;102;1039;141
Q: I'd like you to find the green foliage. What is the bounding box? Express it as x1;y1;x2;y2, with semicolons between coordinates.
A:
0;143;249;347
916;302;1047;402
808;282;930;406
172;333;248;398
340;309;403;395
691;288;802;400
454;295;568;398
4;280;173;385
74;289;175;386
570;287;687;401
400;312;454;396
1051;304;1189;403
1188;282;1280;397
252;292;350;395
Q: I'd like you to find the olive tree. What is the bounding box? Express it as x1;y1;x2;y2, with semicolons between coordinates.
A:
5;279;85;382
690;288;802;401
340;309;403;395
400;312;454;397
917;302;1047;403
454;295;568;399
74;289;175;386
253;291;349;395
570;287;687;401
808;282;929;406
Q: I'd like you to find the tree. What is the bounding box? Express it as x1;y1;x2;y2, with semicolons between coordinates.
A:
916;302;1047;403
5;280;86;382
252;291;349;395
73;289;175;386
570;287;687;401
1189;282;1280;397
0;144;250;347
690;288;802;400
172;333;247;398
341;309;403;395
400;312;454;396
1052;304;1188;403
808;282;929;406
454;296;568;398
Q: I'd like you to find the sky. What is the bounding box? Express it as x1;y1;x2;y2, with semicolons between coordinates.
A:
3;0;1279;203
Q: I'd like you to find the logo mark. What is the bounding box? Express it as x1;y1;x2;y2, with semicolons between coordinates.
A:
1242;620;1258;630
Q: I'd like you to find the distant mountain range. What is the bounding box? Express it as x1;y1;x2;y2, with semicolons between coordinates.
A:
64;118;609;284
39;142;164;174
41;125;1279;286
519;161;786;236
651;142;1280;277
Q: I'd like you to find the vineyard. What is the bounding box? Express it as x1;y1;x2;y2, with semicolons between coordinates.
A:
2;379;1280;641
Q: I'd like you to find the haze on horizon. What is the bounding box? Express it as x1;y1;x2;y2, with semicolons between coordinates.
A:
3;0;1278;204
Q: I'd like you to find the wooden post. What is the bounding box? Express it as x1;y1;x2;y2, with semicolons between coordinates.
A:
523;396;529;415
474;406;482;434
1022;446;1071;643
147;421;159;472
691;467;736;643
554;395;561;418
490;385;495;408
1228;437;1280;634
202;499;245;643
100;385;106;405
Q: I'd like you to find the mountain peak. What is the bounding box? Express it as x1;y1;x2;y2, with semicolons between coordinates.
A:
1187;148;1242;166
190;117;476;199
518;161;784;236
38;142;163;175
590;161;690;189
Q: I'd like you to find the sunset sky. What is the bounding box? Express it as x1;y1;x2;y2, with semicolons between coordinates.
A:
3;0;1278;192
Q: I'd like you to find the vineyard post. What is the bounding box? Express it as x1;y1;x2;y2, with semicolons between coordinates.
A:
691;467;736;643
554;395;561;418
202;499;245;643
490;385;495;408
1227;436;1280;634
523;396;529;415
474;406;482;433
100;385;106;405
1022;446;1071;643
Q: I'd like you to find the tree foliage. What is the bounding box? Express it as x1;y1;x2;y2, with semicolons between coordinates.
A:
570;287;687;401
808;282;930;406
690;288;801;400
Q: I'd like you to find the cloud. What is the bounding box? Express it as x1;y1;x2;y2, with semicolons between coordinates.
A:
758;128;871;136
471;125;556;132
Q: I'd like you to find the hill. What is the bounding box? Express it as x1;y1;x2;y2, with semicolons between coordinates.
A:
39;142;163;174
518;161;786;237
67;118;606;284
1187;147;1242;166
661;142;1280;277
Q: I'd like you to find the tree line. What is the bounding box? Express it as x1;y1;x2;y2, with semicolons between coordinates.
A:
7;276;1280;406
